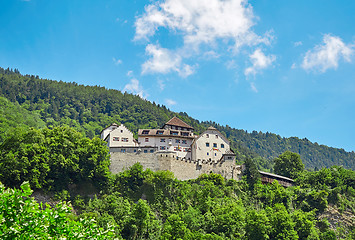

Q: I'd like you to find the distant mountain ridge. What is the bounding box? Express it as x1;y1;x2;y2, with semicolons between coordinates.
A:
0;66;354;170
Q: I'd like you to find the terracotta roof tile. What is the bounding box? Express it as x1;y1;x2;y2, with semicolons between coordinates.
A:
164;116;193;129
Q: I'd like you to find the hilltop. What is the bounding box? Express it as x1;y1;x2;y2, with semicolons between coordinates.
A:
0;66;354;171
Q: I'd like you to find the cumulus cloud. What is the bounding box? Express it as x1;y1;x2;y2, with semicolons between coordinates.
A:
165;99;177;106
135;0;272;77
142;44;195;77
244;48;276;76
301;34;354;73
123;79;149;99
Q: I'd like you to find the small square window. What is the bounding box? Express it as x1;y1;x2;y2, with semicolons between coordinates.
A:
144;150;148;153
215;153;217;156
213;143;217;148
206;142;210;147
206;134;209;138
221;144;225;148
150;150;154;153
121;130;123;133
160;146;166;150
207;152;209;156
122;138;129;142
175;139;180;143
113;137;119;141
216;135;218;138
145;138;149;142
182;140;187;144
134;149;137;152
142;130;149;134
160;138;166;142
121;149;126;153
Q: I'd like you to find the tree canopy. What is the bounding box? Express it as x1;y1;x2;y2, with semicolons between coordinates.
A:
274;151;305;178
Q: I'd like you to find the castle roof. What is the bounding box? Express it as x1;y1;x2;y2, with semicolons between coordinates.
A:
224;149;235;155
207;126;217;130
164;116;193;130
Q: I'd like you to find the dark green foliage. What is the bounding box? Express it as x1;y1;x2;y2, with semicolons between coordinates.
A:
1;67;355;171
0;126;111;191
274;151;305;178
244;157;261;190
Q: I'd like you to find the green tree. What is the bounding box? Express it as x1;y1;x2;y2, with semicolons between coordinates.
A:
274;151;304;178
244;157;261;191
0;126;111;191
245;209;271;240
0;182;115;239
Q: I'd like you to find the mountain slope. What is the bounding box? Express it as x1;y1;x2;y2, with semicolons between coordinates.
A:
0;67;354;170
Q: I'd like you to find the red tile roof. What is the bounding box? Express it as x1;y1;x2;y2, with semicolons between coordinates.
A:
164;116;193;129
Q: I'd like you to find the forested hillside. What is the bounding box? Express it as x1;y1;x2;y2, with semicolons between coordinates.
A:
0;66;354;170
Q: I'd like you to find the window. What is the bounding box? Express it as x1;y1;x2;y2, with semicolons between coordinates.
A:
216;135;218;139
142;130;149;134
174;146;181;151
157;131;164;135
215;153;217;156
150;149;154;153
160;146;166;150
181;132;189;136
160;138;166;142
175;139;180;144
213;143;217;148
182;140;187;144
206;134;209;138
221;144;225;148
207;152;209;156
206;142;210;147
121;130;123;133
171;131;178;135
113;137;119;141
134;149;137;153
145;138;149;142
122;138;128;142
121;149;126;153
144;150;148;153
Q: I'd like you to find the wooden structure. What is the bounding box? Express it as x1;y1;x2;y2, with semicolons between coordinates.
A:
259;171;294;187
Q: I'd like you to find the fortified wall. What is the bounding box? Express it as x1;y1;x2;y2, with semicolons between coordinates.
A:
103;117;242;181
109;147;243;180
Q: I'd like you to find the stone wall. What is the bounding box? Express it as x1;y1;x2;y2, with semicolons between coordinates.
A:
110;149;242;181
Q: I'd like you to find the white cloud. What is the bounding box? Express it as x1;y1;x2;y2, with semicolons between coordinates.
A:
294;41;302;47
112;57;122;65
165;99;177;106
126;70;133;77
301;34;354;73
244;48;276;76
135;0;273;77
250;82;258;93
291;63;297;69
157;79;165;90
226;60;238;70
142;44;195;77
123;79;149;99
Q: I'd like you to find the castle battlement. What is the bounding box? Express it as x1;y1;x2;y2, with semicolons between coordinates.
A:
102;117;241;180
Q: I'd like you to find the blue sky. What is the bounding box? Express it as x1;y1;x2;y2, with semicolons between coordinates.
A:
1;0;355;152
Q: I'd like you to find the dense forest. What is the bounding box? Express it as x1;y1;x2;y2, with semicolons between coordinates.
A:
0;66;354;171
1;127;354;239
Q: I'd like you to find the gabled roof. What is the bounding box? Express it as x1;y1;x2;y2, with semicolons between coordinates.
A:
164;116;193;129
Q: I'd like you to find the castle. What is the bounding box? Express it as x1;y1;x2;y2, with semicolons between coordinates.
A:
101;117;243;180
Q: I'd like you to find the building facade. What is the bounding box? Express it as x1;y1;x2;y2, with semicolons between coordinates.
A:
102;117;241;180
